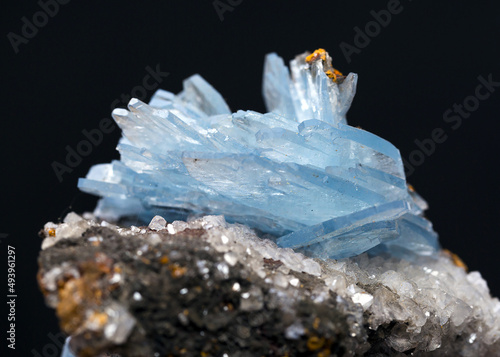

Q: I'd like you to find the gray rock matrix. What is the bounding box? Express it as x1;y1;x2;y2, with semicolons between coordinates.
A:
38;213;500;356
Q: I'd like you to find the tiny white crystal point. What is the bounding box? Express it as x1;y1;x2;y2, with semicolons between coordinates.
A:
149;215;167;231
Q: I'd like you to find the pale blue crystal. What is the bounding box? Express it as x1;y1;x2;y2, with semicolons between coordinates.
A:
61;337;75;357
78;50;439;260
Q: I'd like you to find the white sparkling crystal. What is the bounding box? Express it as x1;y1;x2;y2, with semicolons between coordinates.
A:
273;273;289;288
149;215;167;230
289;277;300;287
63;212;83;224
285;322;306;340
104;303;136;344
224;252;238;266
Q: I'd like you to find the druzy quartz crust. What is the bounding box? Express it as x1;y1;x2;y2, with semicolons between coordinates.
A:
78;49;438;261
37;49;500;356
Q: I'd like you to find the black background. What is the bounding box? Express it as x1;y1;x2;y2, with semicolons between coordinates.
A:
2;0;500;356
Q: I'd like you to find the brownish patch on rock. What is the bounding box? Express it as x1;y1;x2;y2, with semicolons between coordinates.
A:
56;255;114;334
263;257;283;270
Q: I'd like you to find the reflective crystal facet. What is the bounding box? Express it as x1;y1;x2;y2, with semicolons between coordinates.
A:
78;50;439;260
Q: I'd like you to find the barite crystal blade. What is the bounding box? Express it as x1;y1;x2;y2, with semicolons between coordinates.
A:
78;49;439;259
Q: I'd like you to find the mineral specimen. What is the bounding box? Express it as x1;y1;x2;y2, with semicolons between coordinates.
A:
38;49;500;356
38;213;500;356
77;49;438;260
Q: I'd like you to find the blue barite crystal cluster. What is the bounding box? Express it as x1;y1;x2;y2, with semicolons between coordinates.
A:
79;49;439;260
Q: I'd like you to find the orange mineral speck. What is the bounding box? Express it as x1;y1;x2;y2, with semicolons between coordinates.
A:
169;263;188;278
305;48;327;63
443;249;468;271
88;311;108;328
48;228;56;237
159;256;169;264
56;278;87;333
325;69;344;83
307;336;325;351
